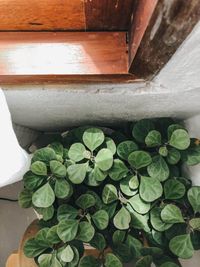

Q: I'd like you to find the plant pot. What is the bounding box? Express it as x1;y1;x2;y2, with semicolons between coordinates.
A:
18;220;113;267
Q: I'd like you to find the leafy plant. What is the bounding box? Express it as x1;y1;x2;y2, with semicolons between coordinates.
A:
19;119;200;267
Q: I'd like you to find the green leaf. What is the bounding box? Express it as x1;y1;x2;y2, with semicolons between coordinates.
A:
32;183;55;208
139;176;163;202
164;179;186;200
161;204;184;223
167;124;185;139
92;210;109;230
57;204;78;221
95;148;113;171
145;130;161;147
57;219;79;242
169;129;190;150
79;255;100;267
103;202;117;219
50;160;67;178
159;146;168;157
32;147;56;163
35;228;50;248
132;119;155;143
160;263;179;267
141;247;163;257
102;184;118;204
67;163;88;184
38;254;52;267
127;204;150;232
68;246;80;267
188;186;200;213
18;189;32;208
68;143;87;162
76;194;96;210
112;230;126;245
129;175;139;190
54;179;71;199
92;166;107;182
128;194;151;214
24;238;46;258
120;176;138;196
51;255;62;267
125;235;142;258
90;233;106;251
135;255;153;267
31;161;47;176
117;141;138;160
23;171;44;190
77;221;95;242
189;218;200;231
104;137;117;155
128;151;152;169
169;234;194;259
60;245;74;263
46;225;61;244
150;207;172;232
109;159;128;181
104;253;123;267
147;155;169;182
83;128;104;151
49;142;63;157
184;146;200;165
167;148;181;165
36;205;54;221
113;206;131;230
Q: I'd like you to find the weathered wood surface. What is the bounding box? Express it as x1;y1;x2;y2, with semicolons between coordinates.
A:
0;32;129;83
129;0;200;78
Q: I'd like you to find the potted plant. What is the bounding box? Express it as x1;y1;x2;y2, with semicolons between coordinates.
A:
19;118;200;267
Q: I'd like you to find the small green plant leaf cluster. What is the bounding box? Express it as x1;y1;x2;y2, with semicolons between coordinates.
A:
19;119;200;267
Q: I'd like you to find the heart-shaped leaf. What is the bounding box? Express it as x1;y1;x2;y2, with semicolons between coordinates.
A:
57;219;79;242
169;129;190;150
167;148;181;165
105;253;123;267
167;124;185;139
95;148;113;171
102;184;118;204
68;143;87;162
31;161;47;176
36;205;54;221
189;218;200;231
150;207;172;232
132;119;155;143
60;245;74;263
92;166;107;182
145;130;161;147
187;186;200;213
135;255;153;267
83;128;104;151
24;238;46;258
49;142;63;157
147;155;169;182
57;204;79;221
139;176;163;202
104;137;117;155
38;254;52;267
50;160;67;178
92;210;109;230
128;151;152;170
161;204;184;223
54;179;71;199
169;234;194;259
76;194;96;210
117;141;138;160
120;176;138;196
127;204;150;232
23;171;44;190
128;194;151;214
46;226;61;245
184;145;200;165
77;221;95;242
90;233;106;251
113;206;131;230
112;230;126;245
67;163;88;184
164;179;185;200
32;147;57;163
159;146;168;157
32;183;55;208
18;189;32;208
109;159;128;181
79;256;100;267
129;175;139;190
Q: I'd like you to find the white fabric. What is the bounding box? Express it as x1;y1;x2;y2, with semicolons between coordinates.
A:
0;89;31;187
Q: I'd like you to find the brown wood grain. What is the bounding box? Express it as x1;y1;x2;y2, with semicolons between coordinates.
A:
84;0;136;30
0;32;128;82
128;0;158;68
129;0;200;78
0;0;85;31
